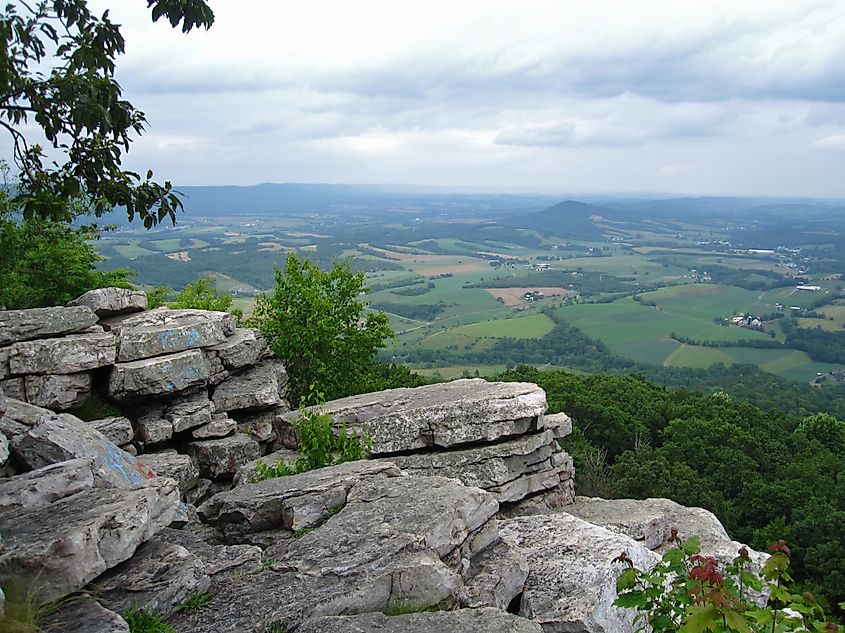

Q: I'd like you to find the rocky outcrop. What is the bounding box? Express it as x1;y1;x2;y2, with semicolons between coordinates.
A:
68;287;147;317
11;412;155;487
298;608;544;633
500;513;661;633
0;291;774;633
173;471;520;633
0;305;97;345
301;379;575;505
0;477;179;602
566;496;768;575
93;539;210;617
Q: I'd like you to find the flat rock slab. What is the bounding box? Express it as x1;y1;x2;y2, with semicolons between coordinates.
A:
500;513;660;633
8;333;116;375
294;379;548;455
0;376;25;400
0;457;95;515
186;433;261;481
1;396;52;427
0;305;97;345
109;349;211;400
205;327;269;371
0;429;8;466
0;478;179;603
175;475;501;633
0;346;9;379
298;608;544;633
140;450;200;492
212;360;288;412
25;372;91;410
154;527;262;579
69;287;147;317
200;459;402;537
192;414;236;439
389;429;572;503
115;309;234;362
42;597;129;633
12;413;156;488
165;392;214;433
89;416;134;446
94;539;210;618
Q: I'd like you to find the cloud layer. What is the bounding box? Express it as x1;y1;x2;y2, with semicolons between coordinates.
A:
83;0;845;195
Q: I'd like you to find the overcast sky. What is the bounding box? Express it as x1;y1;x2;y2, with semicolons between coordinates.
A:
88;0;845;196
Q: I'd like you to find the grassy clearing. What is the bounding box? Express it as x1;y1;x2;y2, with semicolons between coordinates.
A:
450;313;555;339
113;242;159;259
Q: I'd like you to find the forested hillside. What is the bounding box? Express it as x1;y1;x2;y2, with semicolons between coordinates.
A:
498;366;845;612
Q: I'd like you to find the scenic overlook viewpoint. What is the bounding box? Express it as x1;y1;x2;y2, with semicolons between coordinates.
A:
1;1;845;632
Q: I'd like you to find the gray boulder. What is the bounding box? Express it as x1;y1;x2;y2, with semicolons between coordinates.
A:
500;513;660;633
24;372;91;410
0;346;9;379
459;536;530;610
140;450;200;492
212;360;288;412
205;327;269;370
185;433;261;480
389;429;573;503
88;416;134;446
175;475;502;633
0;457;95;515
294;379;548;455
0;305;97;345
298;608;544;633
108;349;211;400
234;408;280;443
165;392;214;432
0;430;7;467
11;412;156;487
93;539;210;618
567;497;768;576
199;459;401;537
192;414;237;439
1;396;52;427
0;377;25;400
8;333;116;375
155;527;262;580
41;597;129;633
69;287;147;317
135;416;173;445
115;309;234;362
0;477;179;602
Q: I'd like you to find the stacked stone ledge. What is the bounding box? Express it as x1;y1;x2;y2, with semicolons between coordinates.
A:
0;288;291;500
278;378;576;506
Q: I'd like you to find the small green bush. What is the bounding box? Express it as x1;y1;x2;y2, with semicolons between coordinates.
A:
613;533;844;632
252;405;371;482
124;609;174;633
177;592;212;613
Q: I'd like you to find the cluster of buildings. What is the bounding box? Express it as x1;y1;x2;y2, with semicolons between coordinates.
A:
731;314;765;330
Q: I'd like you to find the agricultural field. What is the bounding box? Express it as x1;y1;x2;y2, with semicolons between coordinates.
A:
92;190;845;386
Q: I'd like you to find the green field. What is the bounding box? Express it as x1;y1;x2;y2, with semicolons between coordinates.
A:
449;313;555;339
112;242;159;259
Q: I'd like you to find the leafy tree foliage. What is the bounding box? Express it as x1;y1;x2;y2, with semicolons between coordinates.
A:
168;279;233;312
251;254;395;403
1;0;213;226
0;189;132;308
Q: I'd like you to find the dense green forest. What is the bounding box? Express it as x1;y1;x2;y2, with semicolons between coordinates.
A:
497;366;845;612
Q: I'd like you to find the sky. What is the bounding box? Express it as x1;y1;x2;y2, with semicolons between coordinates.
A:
85;0;845;196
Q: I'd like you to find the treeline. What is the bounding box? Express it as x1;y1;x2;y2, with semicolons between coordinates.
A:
782;318;845;364
371;301;446;321
496;366;845;612
671;334;783;349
